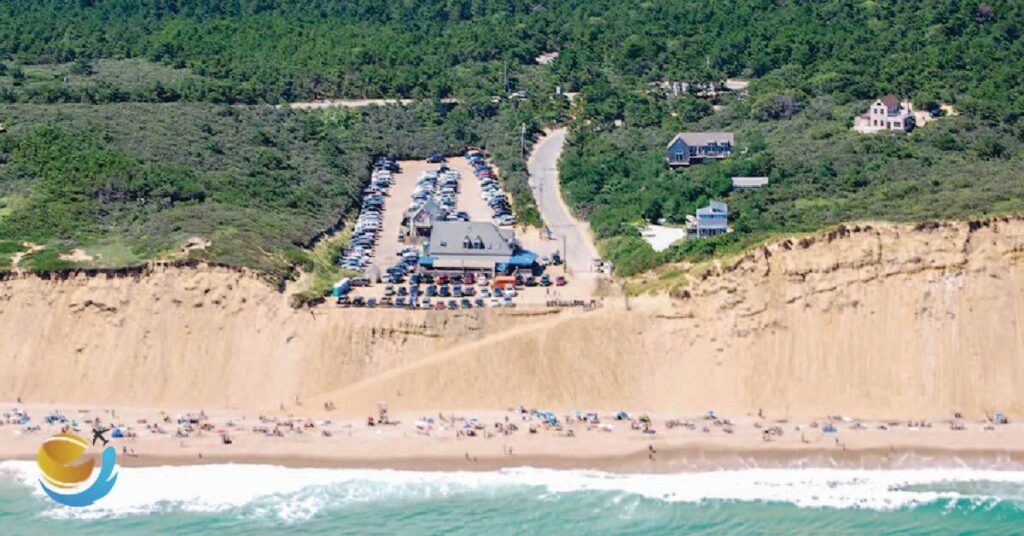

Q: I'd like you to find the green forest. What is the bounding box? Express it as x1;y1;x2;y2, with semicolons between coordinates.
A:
0;101;547;275
1;0;1023;277
2;1;1022;116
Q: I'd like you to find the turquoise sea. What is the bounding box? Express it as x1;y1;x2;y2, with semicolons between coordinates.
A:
2;462;1023;534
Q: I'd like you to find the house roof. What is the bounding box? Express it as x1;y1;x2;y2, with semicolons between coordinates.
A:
696;200;728;217
724;79;750;91
405;199;443;221
428;221;514;257
880;94;900;108
731;176;769;188
667;132;735;149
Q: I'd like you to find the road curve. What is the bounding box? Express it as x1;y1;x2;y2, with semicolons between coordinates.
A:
527;128;600;273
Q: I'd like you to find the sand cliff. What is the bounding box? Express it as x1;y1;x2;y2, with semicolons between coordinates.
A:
1;218;1022;419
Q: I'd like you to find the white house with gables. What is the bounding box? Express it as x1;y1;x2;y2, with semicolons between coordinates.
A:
854;94;915;133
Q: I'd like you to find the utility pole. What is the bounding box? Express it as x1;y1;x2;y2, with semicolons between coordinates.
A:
520;123;526;159
563;233;569;276
503;58;509;95
539;179;544;215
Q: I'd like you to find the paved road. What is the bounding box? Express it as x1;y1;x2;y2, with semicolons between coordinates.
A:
527;128;600;274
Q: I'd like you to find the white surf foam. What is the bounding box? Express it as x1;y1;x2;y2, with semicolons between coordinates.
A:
2;461;1023;521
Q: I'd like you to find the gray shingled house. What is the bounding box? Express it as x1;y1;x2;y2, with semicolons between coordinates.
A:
666;132;735;167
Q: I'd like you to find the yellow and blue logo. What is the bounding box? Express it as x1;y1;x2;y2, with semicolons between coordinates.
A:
37;433;118;507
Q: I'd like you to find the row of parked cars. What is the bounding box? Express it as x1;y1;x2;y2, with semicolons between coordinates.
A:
339;295;516;310
339;274;520;310
383;246;419;284
467;151;516;226
409;164;469;222
339;158;398;271
335;268;568;309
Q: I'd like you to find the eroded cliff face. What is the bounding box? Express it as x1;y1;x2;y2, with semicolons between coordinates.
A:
655;218;1024;418
0;265;545;410
1;218;1022;419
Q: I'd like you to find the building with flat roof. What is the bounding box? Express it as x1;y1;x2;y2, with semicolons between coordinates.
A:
731;176;769;188
419;221;536;273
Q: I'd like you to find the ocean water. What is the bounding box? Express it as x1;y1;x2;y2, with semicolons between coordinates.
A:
1;462;1023;534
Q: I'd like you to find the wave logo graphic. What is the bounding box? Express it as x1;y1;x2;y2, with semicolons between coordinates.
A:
37;433;118;507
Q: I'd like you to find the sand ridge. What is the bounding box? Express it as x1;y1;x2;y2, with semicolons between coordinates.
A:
0;218;1022;420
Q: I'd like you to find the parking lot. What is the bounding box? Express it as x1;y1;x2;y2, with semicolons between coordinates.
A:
334;152;598;311
371;156;514;274
337;164;393;274
370;159;427;273
449;157;499;223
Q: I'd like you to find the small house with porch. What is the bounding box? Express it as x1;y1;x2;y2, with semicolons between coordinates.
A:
686;200;729;237
666;132;734;167
402;199;444;240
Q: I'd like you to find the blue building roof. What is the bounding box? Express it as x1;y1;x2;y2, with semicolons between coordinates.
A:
507;251;538;266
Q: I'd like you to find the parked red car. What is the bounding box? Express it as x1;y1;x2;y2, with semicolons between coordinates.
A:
555;276;567;286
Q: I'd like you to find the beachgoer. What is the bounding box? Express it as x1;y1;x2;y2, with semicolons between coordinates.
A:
91;421;109;446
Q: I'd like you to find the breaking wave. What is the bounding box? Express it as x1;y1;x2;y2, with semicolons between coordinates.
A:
1;461;1023;522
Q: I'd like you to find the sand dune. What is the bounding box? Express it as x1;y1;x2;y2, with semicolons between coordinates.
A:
1;218;1022;419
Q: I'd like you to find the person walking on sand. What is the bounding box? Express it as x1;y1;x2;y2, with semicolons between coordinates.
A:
91;420;110;446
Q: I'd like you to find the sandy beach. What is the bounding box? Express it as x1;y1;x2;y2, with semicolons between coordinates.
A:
3;403;1022;473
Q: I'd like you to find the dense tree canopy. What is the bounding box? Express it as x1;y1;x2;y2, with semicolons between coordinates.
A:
1;1;1021;119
